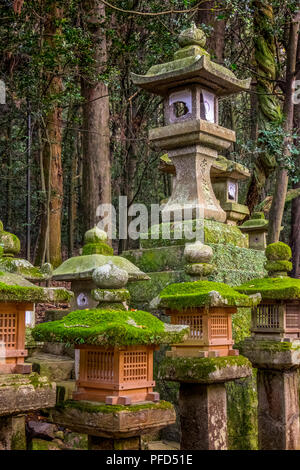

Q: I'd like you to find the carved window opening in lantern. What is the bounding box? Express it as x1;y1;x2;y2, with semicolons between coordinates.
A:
74;344;159;405
251;300;300;340
0;302;32;374
166;307;237;358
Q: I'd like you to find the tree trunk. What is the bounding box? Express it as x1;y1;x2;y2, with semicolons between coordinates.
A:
290;34;300;277
268;12;300;244
196;0;225;63
35;1;63;268
246;0;282;214
81;0;111;235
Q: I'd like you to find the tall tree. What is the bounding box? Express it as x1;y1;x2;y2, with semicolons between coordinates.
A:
246;0;282;213
196;0;225;63
289;34;300;278
268;10;300;243
81;0;111;234
35;0;63;267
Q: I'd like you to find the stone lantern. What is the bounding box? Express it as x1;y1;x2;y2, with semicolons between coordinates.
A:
240;212;269;250
210;156;250;225
0;221;52;282
32;264;187;450
132;23;251;223
52;226;149;311
159;277;259;359
235;242;300;450
33;263;188;405
0;271;72;375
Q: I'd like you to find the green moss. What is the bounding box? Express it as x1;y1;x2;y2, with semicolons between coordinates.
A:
55;399;173;414
0;257;52;280
264;260;292;273
32;308;188;347
236;276;300;300
159;355;251;382
82;242;113;256
0;271;72;303
226;375;258;450
140;219;248;249
0;231;20;255
240;219;268;229
265;242;292;261
252;212;265;220
159;280;258;309
232;308;251;345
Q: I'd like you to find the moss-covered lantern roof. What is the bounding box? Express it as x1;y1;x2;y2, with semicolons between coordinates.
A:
159;280;260;310
53;254;149;282
235;277;300;301
0;271;73;303
32;308;189;347
132;24;251;97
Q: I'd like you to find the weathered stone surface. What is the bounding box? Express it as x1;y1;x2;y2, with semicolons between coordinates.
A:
27;420;57;440
26;353;75;381
240;338;300;370
92;262;128;289
56;380;76;403
50;401;176;439
0;373;56;416
184;241;213;263
0;414;26;450
185;263;215;277
84;226;107;243
179;382;227;450
159;356;252;384
257;369;300;450
88;435;141;450
63;431;88;450
92;288;130;303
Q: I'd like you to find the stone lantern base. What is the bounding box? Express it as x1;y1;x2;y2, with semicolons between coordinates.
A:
49;400;176;450
0;373;56;449
159;355;252;450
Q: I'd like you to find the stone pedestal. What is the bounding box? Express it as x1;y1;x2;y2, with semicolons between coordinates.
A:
240;338;300;450
179;382;227;450
50;400;176;450
0;373;56;450
159;355;252;450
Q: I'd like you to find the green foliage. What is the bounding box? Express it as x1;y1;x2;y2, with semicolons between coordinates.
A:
264;260;292;273
32;307;188;346
56;399;173;414
265;241;292;261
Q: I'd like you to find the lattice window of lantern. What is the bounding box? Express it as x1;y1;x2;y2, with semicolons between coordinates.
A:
210;313;228;338
286;304;300;329
254;304;280;329
86;350;114;382
172;313;203;340
0;313;17;349
122;350;148;382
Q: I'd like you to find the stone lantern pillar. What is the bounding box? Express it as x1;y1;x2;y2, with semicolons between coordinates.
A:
132;23;251;224
158;260;259;449
32;263;188;450
236;242;300;450
0;271;72;449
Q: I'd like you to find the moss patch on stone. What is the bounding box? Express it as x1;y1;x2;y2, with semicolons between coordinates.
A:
159;280;258;309
158;355;251;382
236;277;300;300
264;260;292;273
140;219;248;249
55;399;173;414
32;308;188;347
82;242;113;256
265;242;292;261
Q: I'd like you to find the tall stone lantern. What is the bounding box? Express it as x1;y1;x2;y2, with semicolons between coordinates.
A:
132;23;251;223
